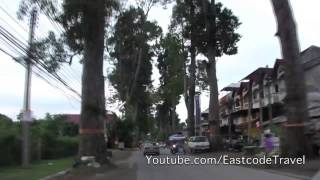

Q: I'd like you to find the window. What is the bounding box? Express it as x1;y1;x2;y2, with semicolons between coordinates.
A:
235;99;240;107
275;84;279;93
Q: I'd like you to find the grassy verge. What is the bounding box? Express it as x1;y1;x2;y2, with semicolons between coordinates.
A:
0;157;73;180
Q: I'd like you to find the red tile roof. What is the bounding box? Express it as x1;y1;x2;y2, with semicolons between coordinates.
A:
62;114;114;125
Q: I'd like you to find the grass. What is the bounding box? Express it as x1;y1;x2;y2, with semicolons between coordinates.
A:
0;157;73;180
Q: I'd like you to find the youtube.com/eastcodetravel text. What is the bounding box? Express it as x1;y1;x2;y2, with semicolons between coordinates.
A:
145;155;305;166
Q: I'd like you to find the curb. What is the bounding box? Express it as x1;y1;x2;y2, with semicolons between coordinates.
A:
39;168;71;180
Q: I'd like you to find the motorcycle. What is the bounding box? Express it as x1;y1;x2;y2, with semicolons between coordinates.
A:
170;142;186;154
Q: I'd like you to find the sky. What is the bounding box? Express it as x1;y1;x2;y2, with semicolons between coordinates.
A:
1;0;320;122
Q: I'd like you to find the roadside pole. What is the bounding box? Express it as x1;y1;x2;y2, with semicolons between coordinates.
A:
22;8;37;168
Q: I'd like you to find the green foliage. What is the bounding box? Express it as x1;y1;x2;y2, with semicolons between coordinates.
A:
17;0;73;72
115;119;135;147
108;7;162;102
171;0;241;57
170;0;241;92
108;7;162;136
36;114;79;137
18;0;119;67
0;113;79;166
155;33;184;134
0;115;20;166
41;136;78;159
17;0;58;21
32;32;69;72
157;33;184;103
0;157;73;180
59;0;119;53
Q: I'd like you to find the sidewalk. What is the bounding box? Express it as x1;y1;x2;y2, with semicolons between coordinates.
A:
49;149;134;180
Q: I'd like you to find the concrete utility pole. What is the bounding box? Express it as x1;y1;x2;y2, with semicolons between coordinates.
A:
22;8;37;168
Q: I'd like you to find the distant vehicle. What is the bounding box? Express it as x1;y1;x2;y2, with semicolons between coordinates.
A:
223;137;244;151
118;141;125;150
158;142;166;148
187;136;210;153
168;133;187;154
143;142;160;156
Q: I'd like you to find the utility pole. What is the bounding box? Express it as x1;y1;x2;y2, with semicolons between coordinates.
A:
22;8;37;168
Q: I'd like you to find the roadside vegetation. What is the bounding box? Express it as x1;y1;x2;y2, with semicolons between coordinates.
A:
0;113;78;166
0;157;72;180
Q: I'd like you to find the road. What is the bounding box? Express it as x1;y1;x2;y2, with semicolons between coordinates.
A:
94;148;302;180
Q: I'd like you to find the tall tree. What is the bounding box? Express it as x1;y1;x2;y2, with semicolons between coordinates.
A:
108;7;162;140
18;0;119;162
201;0;218;147
199;0;240;148
270;0;310;157
156;33;184;135
62;0;118;162
171;0;200;136
171;0;240;139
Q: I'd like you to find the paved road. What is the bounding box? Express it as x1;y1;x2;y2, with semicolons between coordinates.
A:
99;148;301;180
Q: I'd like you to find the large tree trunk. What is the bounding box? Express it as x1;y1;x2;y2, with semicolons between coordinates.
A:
171;97;177;133
271;0;311;157
201;0;221;149
188;45;196;137
79;0;107;163
186;0;196;137
183;58;190;132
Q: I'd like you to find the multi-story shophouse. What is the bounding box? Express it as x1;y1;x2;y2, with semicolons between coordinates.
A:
201;45;320;150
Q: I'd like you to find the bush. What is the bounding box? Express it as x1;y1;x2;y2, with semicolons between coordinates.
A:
0;130;21;166
41;135;79;159
0;113;79;166
0;115;20;166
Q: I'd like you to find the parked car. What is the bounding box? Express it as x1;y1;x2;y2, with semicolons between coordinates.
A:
143;142;160;156
187;136;210;153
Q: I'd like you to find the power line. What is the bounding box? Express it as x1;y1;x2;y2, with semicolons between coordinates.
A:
0;47;81;104
32;1;84;89
0;4;29;32
0;24;81;100
0;4;82;100
0;15;28;42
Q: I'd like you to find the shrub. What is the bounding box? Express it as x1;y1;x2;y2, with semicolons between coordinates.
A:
0;121;21;166
41;135;79;159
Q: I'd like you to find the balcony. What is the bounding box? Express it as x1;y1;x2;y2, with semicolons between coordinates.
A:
252;98;260;109
272;92;286;103
233;106;240;112
243;102;249;109
273;94;280;103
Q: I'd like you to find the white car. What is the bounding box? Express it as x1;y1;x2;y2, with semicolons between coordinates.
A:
187;136;210;153
143;142;160;156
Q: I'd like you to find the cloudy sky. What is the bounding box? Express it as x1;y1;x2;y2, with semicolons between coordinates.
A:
0;0;320;122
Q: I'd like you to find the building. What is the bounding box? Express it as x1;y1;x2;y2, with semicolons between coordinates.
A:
63;113;114;125
201;45;320;147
